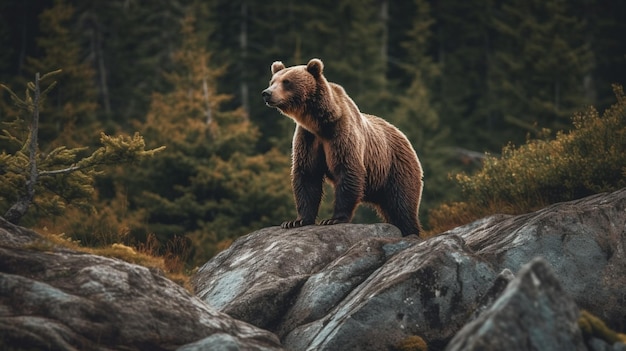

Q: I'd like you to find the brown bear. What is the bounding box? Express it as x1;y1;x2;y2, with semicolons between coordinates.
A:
262;58;423;236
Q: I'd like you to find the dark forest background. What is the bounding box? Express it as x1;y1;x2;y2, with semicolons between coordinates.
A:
1;0;625;266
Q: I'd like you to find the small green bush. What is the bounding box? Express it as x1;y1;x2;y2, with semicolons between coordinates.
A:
428;85;626;233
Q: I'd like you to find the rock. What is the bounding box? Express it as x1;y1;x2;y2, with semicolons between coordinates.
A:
276;235;414;338
468;268;515;320
5;188;626;350
0;216;40;247
0;222;283;351
283;235;497;351
192;188;626;350
456;189;626;330
191;223;403;332
445;257;586;351
587;338;626;351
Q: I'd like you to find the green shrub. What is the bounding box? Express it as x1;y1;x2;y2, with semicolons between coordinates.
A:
428;85;626;233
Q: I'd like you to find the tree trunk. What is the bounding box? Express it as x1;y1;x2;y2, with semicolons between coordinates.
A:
94;14;111;114
380;0;388;67
4;199;30;224
4;73;41;224
239;1;249;119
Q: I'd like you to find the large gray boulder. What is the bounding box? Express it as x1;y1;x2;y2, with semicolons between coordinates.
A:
192;188;626;350
455;189;626;329
446;257;586;351
191;223;404;332
276;235;414;338
283;235;497;351
0;218;283;351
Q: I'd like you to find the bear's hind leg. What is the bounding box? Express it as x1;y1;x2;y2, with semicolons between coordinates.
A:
378;189;421;237
379;205;421;237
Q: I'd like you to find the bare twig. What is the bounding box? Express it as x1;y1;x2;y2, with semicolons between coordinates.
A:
39;164;84;176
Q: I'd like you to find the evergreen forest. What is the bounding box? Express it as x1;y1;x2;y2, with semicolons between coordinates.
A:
1;0;625;269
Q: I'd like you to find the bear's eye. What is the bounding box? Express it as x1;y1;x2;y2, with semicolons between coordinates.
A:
282;79;291;86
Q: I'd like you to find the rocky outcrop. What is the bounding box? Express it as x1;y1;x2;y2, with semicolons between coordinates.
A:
193;188;626;350
0;217;283;351
283;234;497;351
3;188;626;350
455;191;626;330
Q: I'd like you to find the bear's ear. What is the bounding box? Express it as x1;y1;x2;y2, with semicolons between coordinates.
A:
271;61;285;74
306;58;324;78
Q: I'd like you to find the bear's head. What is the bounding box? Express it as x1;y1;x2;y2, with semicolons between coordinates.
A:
262;58;325;117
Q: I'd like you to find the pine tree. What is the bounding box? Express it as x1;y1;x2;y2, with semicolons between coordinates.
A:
433;0;495;150
0;70;164;225
24;0;99;149
393;0;440;141
490;0;594;142
209;0;391;151
391;0;453;215
0;2;12;77
570;0;626;109
80;0;188;127
132;10;293;263
204;0;299;151
300;0;388;115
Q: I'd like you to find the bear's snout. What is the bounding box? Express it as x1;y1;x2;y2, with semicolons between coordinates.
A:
262;88;271;100
262;88;275;106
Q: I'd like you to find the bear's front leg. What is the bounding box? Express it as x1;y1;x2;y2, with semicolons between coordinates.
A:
320;165;364;226
282;170;324;229
282;127;325;229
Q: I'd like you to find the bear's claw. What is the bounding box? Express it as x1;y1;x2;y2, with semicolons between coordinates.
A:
319;218;348;226
281;219;312;229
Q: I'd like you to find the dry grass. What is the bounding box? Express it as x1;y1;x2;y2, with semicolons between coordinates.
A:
425;198;548;236
33;228;193;291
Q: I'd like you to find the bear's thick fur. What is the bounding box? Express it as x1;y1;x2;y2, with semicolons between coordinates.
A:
262;58;423;236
